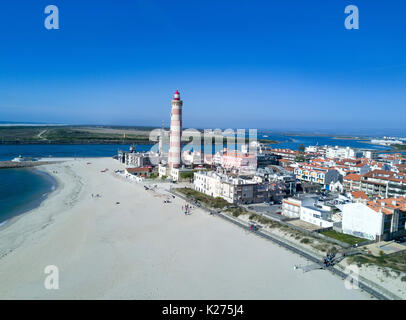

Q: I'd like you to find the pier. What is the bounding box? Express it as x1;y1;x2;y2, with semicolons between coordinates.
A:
0;160;58;169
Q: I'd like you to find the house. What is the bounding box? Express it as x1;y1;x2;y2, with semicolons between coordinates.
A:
125;167;153;178
158;164;194;182
349;191;369;203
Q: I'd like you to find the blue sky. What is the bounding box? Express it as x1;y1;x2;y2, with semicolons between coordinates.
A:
0;0;405;134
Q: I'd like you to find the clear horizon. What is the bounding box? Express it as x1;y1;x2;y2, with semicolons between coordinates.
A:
1;1;405;134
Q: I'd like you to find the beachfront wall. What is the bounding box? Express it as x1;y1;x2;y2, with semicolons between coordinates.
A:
342;203;383;241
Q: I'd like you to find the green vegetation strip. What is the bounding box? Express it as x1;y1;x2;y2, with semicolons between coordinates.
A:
175;188;230;209
348;251;406;274
394;144;406;151
321;230;367;245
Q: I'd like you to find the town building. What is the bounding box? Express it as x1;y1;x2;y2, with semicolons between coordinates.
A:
294;164;342;191
343;173;362;192
193;170;281;204
125;167;154;178
282;195;319;219
300;205;334;228
325;146;364;159
270;148;299;161
360;170;406;198
342;197;406;241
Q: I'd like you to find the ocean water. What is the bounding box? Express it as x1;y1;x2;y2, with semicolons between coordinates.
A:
0;144;155;161
0;168;56;225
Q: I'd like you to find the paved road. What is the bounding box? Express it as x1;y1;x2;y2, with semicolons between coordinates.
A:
171;190;390;300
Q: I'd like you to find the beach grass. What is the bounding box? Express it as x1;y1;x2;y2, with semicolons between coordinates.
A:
175;187;230;209
321;230;367;245
348;251;406;274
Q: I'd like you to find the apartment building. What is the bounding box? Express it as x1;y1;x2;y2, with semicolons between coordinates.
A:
194;171;272;204
270;148;299;161
343;173;362;192
300;205;334;228
342;197;406;241
360;170;406;198
294;165;342;190
326;146;363;159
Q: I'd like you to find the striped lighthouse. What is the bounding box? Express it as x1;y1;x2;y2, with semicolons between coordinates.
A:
168;90;183;169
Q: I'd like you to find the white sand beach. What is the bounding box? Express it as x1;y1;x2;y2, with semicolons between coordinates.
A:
0;158;371;299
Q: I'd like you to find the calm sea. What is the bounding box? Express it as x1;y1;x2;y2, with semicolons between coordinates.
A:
0;168;56;225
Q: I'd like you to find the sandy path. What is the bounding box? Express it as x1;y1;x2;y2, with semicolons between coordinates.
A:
0;158;370;299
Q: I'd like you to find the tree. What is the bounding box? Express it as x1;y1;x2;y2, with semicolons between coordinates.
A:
298;144;305;153
295;154;305;162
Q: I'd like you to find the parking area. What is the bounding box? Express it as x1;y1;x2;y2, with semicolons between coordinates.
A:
287;219;324;232
243;203;285;220
364;240;406;256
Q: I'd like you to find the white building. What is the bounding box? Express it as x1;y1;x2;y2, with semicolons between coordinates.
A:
326;146;363;160
342;203;383;240
158;163;194;182
362;150;379;160
282;195;318;218
125;152;149;167
300;205;334;228
193;171;272;204
194;171;255;203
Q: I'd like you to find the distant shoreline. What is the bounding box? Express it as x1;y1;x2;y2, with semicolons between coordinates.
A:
332;136;370;141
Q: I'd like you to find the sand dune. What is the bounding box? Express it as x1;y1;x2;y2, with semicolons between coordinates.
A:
0;158;370;299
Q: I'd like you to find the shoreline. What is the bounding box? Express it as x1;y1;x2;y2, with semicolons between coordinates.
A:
0;167;58;230
0;167;61;232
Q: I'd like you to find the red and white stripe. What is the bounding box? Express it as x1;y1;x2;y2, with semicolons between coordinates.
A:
168;90;183;168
